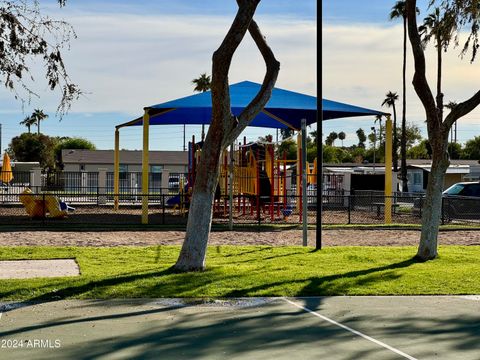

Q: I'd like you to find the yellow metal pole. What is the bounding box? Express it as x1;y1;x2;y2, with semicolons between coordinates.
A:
142;110;150;224
384;115;393;224
114;128;120;211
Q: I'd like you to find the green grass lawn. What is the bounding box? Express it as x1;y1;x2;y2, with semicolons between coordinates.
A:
0;245;479;301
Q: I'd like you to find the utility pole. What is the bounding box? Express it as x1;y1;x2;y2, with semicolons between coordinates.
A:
0;123;2;153
371;126;376;173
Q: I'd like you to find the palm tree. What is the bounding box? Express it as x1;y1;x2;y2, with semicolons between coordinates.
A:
192;73;211;141
338;131;346;147
389;1;419;192
381;91;399;171
30;109;49;135
19;116;36;133
356;128;366;148
419;7;456;121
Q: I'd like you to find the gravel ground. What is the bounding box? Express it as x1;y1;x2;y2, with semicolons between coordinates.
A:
1;229;480;247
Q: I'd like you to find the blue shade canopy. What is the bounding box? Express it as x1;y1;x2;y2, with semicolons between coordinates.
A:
118;81;317;130
322;99;388;120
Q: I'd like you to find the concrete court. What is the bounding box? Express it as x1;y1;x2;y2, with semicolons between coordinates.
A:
0;296;479;360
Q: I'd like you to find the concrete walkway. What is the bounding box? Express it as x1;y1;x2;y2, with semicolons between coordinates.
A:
0;296;479;359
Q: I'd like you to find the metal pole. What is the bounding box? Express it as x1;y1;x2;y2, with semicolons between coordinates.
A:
301;119;308;246
229;143;234;230
114;128;120;211
371;127;376;173
316;100;322;250
141;110;150;224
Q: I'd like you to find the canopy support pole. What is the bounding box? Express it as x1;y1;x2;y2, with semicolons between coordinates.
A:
301;119;308;246
142;110;150;224
114;129;120;211
384;115;393;224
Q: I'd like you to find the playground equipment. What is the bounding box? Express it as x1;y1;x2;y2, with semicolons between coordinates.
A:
176;133;317;223
19;188;74;219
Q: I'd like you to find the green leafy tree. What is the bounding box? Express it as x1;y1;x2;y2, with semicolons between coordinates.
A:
447;142;462;159
461;136;480;160
54;137;96;169
407;139;432;159
0;0;81;114
322;145;353;163
7;133;60;170
277;138;297;160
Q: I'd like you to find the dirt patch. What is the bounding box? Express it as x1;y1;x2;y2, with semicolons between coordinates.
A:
0;229;479;247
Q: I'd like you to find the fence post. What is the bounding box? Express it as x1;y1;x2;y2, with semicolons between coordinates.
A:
347;195;351;225
31;167;42;192
162;194;165;224
441;197;445;225
98;168;107;205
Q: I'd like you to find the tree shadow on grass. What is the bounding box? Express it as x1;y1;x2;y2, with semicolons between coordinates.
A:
226;257;419;300
0;266;239;313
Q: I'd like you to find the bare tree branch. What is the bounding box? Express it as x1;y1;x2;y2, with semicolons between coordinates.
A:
444;89;480;128
223;16;280;146
407;0;438;135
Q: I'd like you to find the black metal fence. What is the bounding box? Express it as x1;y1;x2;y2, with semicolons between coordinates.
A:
1;188;479;227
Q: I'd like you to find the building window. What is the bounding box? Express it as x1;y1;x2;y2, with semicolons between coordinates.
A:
80;164;85;171
119;164;128;180
413;172;422;185
150;165;163;173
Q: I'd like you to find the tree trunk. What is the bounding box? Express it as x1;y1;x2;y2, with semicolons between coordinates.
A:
401;17;408;192
174;0;279;271
174;106;225;271
417;135;449;260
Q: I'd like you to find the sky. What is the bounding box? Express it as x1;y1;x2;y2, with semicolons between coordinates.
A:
323;0;480;147
0;0;317;152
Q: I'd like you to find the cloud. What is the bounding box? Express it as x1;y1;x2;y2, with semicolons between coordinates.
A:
322;23;480;144
0;11;316;118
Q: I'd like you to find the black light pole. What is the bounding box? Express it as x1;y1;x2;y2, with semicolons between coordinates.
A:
316;101;322;250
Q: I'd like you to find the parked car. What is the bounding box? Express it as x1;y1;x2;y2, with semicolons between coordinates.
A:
413;182;480;221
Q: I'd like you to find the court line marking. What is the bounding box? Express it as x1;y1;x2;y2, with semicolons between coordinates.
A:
283;298;418;360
